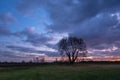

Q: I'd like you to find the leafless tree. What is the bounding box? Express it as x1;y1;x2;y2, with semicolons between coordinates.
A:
58;37;87;64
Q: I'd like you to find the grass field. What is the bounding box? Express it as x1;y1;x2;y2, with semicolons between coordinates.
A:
0;63;120;80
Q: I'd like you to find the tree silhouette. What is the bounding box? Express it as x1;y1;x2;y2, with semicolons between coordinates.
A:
58;37;87;64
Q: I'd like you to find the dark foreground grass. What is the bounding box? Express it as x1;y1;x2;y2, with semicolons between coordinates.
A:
0;63;120;80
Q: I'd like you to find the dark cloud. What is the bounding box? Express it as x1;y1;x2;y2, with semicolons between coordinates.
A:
70;13;120;47
29;0;120;32
0;13;17;36
0;13;17;25
17;0;120;21
16;0;120;38
0;26;12;36
7;45;39;53
4;0;120;58
0;50;23;58
7;45;59;57
15;27;53;46
16;0;45;16
42;0;120;50
88;48;120;57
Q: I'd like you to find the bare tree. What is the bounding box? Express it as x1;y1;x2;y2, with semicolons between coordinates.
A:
58;37;87;64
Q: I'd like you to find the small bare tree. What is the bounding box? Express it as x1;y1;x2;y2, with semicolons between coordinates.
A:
58;37;87;64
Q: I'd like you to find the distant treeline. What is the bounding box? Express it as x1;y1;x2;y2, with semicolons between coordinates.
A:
0;61;120;67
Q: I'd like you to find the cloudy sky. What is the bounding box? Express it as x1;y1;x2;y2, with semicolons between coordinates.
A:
0;0;120;62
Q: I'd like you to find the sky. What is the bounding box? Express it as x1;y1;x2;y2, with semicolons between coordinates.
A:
0;0;120;62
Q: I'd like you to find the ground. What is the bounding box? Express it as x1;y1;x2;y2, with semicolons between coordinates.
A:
0;63;120;80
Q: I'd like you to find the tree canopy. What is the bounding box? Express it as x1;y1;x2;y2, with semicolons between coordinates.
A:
58;37;87;64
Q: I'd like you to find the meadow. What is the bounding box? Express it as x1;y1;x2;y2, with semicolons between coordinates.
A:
0;63;120;80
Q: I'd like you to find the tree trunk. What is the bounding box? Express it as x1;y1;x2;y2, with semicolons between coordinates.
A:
69;60;75;64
